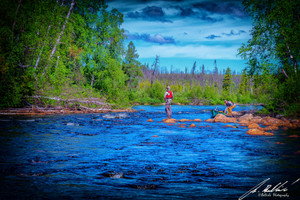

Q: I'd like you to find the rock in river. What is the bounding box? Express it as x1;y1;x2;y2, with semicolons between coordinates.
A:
162;118;177;123
213;114;237;123
246;129;274;136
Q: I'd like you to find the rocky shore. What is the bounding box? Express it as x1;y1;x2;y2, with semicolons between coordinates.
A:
0;106;136;115
148;111;300;136
209;113;300;136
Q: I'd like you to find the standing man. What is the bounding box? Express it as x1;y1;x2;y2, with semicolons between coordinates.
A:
224;100;236;116
164;86;173;119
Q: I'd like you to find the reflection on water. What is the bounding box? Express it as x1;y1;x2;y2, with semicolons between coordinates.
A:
0;105;299;199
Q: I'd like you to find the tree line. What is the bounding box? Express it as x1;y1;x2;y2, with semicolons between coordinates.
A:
133;57;262;106
0;0;299;116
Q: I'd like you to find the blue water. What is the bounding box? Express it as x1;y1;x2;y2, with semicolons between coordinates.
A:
0;105;299;199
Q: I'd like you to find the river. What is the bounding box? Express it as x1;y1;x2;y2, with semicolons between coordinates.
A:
0;105;299;199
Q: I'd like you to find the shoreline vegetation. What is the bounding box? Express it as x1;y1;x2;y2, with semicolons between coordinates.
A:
1;103;299;137
0;102;261;116
1;0;299;118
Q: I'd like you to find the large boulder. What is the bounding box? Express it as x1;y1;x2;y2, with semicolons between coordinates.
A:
260;116;285;126
262;126;279;131
238;114;253;124
251;116;263;124
147;119;154;122
247;123;261;129
214;114;237;123
162;118;177;123
231;111;240;116
246;129;274;136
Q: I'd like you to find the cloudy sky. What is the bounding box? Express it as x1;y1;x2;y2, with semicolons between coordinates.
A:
106;0;252;73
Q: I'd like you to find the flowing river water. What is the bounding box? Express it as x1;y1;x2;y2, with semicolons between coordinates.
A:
0;105;299;199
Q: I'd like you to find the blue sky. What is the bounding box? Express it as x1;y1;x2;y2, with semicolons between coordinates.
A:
107;0;252;73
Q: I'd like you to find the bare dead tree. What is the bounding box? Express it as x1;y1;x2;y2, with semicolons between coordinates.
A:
151;55;159;86
44;0;75;75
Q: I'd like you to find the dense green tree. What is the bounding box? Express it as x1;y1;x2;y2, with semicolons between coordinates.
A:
222;67;232;91
238;0;300;114
123;41;143;88
238;70;248;95
239;0;299;76
0;0;130;107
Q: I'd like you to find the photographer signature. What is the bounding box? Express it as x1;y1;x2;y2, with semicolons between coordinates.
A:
239;178;300;200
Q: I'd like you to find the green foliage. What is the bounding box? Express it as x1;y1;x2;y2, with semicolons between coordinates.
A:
222;67;232;91
238;70;248;95
238;0;300;115
1;0;297;114
0;0;131;108
123;41;143;88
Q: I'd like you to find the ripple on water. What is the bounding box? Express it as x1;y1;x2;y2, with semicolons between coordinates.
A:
0;105;299;199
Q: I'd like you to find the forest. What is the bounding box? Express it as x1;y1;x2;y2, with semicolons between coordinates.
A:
0;0;299;116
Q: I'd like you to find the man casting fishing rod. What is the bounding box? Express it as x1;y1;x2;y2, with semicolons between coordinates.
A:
164;86;173;119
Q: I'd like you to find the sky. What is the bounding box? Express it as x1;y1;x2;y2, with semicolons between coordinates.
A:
106;0;253;73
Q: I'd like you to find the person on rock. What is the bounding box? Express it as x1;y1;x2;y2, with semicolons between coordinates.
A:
164;86;173;119
224;100;236;116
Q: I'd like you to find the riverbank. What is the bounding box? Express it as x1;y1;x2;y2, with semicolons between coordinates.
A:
0;104;255;116
0;106;136;116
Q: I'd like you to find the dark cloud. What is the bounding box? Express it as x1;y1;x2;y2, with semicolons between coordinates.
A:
205;29;246;40
125;31;176;44
193;1;247;18
205;34;221;40
172;5;223;23
179;7;196;17
198;13;223;22
127;6;172;23
222;30;246;36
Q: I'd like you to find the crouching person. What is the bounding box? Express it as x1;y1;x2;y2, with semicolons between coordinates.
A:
224;100;236;116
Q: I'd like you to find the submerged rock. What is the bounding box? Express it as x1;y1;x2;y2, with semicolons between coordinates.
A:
179;119;193;122
224;125;237;128
276;142;285;145
189;124;196;128
102;114;115;119
66;122;75;126
193;119;202;122
101;172;124;179
288;135;299;138
147;119;154;122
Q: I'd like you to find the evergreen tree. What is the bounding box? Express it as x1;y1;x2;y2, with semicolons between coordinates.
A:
238;70;248;95
222;67;232;92
123;41;143;88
